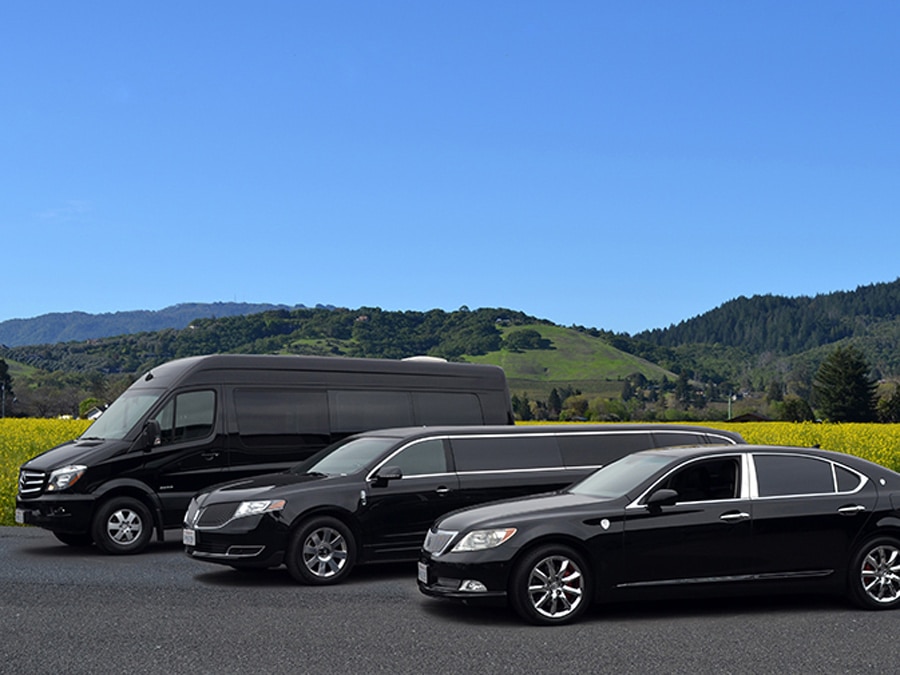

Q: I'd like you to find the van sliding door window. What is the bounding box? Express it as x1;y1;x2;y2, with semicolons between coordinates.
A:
234;390;328;447
153;390;215;446
329;390;414;433
412;392;483;425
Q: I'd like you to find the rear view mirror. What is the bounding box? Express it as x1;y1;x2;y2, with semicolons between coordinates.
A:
646;488;678;509
372;465;402;486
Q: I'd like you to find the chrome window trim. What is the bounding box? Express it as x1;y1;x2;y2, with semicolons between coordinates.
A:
749;452;869;499
626;453;748;510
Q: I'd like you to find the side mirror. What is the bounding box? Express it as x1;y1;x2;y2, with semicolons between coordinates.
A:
141;419;162;452
645;488;678;509
371;465;402;487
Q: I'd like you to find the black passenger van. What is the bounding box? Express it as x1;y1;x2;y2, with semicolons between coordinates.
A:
15;354;513;554
183;423;745;584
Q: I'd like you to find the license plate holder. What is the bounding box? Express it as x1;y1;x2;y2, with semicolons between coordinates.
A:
182;528;195;546
417;561;428;584
14;508;25;524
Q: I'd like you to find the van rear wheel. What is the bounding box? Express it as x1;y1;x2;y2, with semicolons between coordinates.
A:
91;497;153;555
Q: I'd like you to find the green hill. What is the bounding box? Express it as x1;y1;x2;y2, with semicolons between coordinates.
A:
465;324;673;399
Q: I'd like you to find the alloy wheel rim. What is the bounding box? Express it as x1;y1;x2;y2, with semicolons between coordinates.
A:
527;555;585;619
302;527;348;578
861;544;900;604
107;509;143;544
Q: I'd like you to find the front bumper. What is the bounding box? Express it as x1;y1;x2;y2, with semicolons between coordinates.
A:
417;552;511;601
184;516;288;569
15;494;96;534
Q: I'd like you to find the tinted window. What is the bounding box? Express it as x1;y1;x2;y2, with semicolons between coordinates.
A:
329;390;414;433
657;457;740;502
234;390;329;447
451;436;562;472
836;464;863;492
388;439;448;476
413;392;483;425
755;454;835;496
154;390;215;446
558;432;655;467
652;432;709;448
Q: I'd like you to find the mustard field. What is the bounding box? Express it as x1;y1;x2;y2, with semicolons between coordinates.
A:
1;418;899;527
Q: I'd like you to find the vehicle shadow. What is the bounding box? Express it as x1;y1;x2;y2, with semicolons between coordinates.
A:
191;560;420;588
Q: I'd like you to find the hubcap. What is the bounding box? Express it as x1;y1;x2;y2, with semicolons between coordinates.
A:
527;555;585;619
107;509;143;545
302;527;348;578
861;545;900;604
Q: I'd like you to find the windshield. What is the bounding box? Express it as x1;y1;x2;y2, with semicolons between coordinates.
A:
81;388;164;441
569;453;674;499
291;437;398;476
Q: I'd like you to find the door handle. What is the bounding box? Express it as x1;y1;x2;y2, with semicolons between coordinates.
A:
435;486;451;495
719;511;750;522
201;451;220;461
838;505;866;515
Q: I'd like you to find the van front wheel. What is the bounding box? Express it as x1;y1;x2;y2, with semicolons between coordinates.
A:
286;516;356;585
91;497;153;555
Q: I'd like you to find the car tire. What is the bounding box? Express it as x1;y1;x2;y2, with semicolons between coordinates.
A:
848;536;900;610
53;531;94;547
91;497;154;555
509;544;591;625
286;516;356;585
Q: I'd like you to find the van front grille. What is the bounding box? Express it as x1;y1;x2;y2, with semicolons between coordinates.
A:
18;470;46;497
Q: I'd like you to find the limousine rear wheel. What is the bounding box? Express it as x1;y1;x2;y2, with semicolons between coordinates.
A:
849;536;900;610
287;516;357;585
509;544;590;625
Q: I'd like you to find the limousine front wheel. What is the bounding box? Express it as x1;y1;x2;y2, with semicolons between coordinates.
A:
509;545;590;625
287;516;357;585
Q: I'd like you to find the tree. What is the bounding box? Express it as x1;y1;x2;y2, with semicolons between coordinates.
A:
812;345;877;422
877;385;900;423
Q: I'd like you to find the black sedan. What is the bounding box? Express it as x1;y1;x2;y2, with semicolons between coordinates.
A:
418;445;900;625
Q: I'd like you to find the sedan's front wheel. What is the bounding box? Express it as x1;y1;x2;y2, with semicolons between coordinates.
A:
509;545;590;625
849;537;900;609
286;516;357;585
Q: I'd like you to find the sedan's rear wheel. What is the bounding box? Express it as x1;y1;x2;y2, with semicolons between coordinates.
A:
509;545;590;625
849;537;900;609
286;516;356;585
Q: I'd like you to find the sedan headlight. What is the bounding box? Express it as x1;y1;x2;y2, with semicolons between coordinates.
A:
233;500;286;519
451;527;517;552
46;465;87;492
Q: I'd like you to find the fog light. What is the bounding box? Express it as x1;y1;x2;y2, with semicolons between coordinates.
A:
458;579;488;593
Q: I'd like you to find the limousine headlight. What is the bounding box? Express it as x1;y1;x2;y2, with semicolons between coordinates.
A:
46;465;87;492
234;500;286;519
451;528;517;552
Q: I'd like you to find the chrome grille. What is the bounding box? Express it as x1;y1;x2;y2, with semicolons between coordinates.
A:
423;528;457;555
196;503;239;529
18;470;46;497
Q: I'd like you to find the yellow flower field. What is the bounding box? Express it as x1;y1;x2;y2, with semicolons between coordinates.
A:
2;419;899;527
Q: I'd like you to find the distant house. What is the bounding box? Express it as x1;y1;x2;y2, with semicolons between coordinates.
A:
85;407;104;420
728;412;772;423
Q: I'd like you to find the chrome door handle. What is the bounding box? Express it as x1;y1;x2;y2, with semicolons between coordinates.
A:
838;505;866;515
720;511;750;522
435;487;451;495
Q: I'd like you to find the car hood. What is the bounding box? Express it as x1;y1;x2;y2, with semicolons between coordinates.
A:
21;438;131;472
198;471;358;504
435;491;619;531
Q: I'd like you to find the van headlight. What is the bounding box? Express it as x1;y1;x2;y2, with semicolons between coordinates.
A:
46;465;87;492
233;500;286;519
451;528;517;552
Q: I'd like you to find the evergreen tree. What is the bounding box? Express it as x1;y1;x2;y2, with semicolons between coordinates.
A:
812;345;877;422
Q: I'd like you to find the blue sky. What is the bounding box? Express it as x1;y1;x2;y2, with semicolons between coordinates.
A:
3;2;898;335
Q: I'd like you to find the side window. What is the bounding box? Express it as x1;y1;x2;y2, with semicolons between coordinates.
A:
754;454;835;496
451;436;562;472
153;390;215;446
234;389;328;448
387;439;448;476
558;433;655;467
413;392;483;425
329;390;414;433
652;432;708;448
658;457;740;502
